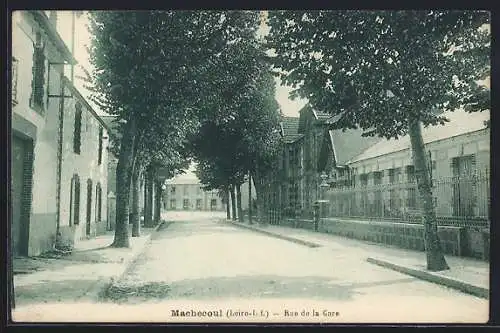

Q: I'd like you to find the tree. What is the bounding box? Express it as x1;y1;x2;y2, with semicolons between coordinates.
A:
87;10;256;246
267;10;490;271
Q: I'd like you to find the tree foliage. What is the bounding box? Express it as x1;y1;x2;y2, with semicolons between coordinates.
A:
266;10;490;271
266;10;490;138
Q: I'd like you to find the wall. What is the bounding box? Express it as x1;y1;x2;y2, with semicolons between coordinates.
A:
58;86;109;246
11;12;68;256
164;183;225;211
346;128;490;219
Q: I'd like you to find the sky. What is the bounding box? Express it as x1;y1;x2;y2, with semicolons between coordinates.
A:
54;10;306;118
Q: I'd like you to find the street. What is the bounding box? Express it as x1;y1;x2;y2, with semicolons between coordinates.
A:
95;211;487;323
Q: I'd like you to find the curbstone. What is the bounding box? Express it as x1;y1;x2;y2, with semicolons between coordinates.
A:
229;221;322;248
82;220;167;302
366;257;489;299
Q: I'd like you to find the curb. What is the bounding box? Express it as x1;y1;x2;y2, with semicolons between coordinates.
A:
229;221;322;248
366;257;489;299
81;221;167;302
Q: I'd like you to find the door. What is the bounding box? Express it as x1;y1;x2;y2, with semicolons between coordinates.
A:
452;155;475;217
86;179;92;236
11;136;31;256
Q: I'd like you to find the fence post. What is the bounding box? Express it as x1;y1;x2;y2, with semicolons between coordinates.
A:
107;191;116;231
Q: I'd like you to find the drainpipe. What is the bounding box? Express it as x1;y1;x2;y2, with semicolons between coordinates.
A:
70;11;75;82
55;72;65;249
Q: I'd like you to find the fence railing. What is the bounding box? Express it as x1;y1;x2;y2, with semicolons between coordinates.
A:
322;171;490;228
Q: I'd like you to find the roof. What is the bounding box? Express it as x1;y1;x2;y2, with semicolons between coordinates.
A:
298;104;332;132
281;116;303;143
31;11;77;65
328;128;382;166
100;115;121;139
165;178;201;185
349;109;490;164
312;108;331;121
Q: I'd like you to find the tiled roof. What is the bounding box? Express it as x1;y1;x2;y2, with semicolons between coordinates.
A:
348;109;490;164
312;108;331;121
281;116;303;143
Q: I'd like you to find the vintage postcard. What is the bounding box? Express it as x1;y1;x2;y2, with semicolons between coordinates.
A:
10;10;490;324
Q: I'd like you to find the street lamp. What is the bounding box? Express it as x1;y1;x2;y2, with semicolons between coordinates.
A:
313;172;330;232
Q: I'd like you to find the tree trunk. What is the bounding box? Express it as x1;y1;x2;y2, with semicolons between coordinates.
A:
252;163;265;223
144;165;154;227
154;179;162;223
131;165;141;237
226;188;231;220
112;116;137;248
408;118;449;271
248;172;253;224
236;183;243;222
230;185;237;220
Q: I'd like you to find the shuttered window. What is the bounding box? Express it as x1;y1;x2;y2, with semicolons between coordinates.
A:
70;175;81;225
30;33;46;113
74;103;82;154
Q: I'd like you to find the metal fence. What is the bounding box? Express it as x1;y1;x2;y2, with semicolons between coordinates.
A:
324;171;490;228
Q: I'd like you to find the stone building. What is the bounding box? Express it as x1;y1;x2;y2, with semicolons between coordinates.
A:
57;78;112;245
275;106;379;218
12;11;76;256
164;176;225;212
11;11;112;256
327;109;490;221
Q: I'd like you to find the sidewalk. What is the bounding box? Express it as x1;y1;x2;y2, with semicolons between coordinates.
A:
229;220;489;299
13;223;163;309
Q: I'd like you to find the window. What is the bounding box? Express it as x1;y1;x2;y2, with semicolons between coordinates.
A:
170;186;176;195
12;57;19;104
95;183;102;222
360;174;368;187
373;171;383;185
388;168;401;184
170;199;176;209
74;102;82;154
406;165;415;183
210;199;217;210
30;32;46;113
98;126;103;165
70;175;80;225
183;199;189;210
196;199;202;210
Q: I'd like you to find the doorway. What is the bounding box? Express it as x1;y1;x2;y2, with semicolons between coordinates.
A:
86;179;92;237
11;135;32;256
452;155;475;217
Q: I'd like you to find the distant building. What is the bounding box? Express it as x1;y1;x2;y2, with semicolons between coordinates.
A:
164;176;225;212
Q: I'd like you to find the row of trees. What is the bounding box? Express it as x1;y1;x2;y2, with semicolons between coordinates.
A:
86;10;489;272
86;11;283;246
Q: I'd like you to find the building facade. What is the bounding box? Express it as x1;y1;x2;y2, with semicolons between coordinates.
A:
327;110;490;224
164;179;225;212
274;106;379;219
11;11;112;256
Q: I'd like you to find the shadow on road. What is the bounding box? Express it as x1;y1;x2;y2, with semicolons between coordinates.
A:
102;274;418;304
15;279;99;307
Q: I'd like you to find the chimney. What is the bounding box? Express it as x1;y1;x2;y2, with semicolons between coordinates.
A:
48;11;57;28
